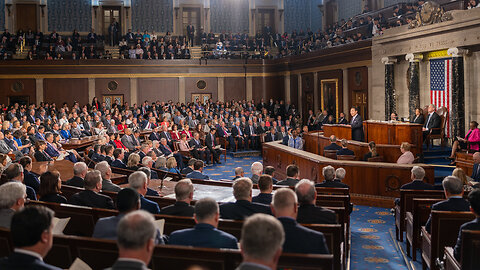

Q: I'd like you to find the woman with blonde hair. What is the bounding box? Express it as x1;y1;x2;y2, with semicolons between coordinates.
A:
397;142;415;164
166;156;180;174
126;153;140;171
452;168;474;191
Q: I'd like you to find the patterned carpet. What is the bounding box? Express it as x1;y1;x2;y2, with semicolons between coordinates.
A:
203;154;263;180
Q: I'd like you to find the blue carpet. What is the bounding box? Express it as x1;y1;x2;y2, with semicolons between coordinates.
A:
203;154;262;180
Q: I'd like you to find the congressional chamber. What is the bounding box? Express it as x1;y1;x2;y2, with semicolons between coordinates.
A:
0;0;479;270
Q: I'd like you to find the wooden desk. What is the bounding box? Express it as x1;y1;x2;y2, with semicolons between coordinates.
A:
61;137;100;150
363;121;423;152
455;152;474;176
323;124;352;140
262;141;435;201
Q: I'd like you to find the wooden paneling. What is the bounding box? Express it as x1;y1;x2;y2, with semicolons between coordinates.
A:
95;78;130;105
348;67;369;119
265;76;285;102
16;4;37;33
185;77;218;102
0;79;36;105
137;78;178;103
252;77;264;102
224;77;246;101
290;74;298;108
44;79;88;106
301;73;314;118
317;69;344;117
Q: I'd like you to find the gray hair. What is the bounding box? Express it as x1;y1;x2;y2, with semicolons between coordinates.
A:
73;162;88;176
137;167;151;179
128;171;148;190
322;165;335;181
295;179;316;204
234;167;244;176
117;210;156;250
411;166;425;180
272;188;297;211
175;179;194;201
251;162;263;175
233;177;253;200
194;197;219;222
94;161;111;179
241;214;285;262
154;156;167;169
335;168;346;180
442;176;464;195
0;182;26;209
142;156;153;166
84;170;102;190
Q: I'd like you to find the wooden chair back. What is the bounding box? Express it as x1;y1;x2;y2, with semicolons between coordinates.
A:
324;150;337;159
337;155;355;161
460;230;480;270
367;156;384;162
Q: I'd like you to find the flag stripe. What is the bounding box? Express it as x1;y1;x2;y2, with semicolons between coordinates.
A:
430;58;452;137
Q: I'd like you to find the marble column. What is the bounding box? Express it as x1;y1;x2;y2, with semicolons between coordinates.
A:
405;53;423;121
178;77;185;104
285;73;291;103
448;48;468;138
88;78;95;103
217;77;225;102
382;57;397;120
35;78;44;105
313;73;319;112
246;77;253;101
298;74;303;118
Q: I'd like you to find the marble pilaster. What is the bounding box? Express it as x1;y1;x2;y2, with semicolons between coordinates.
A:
382;57;397;120
406;53;423;120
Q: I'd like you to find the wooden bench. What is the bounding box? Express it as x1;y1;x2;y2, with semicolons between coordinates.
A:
394;190;445;241
421;211;475;270
444;230;480;270
405;198;443;261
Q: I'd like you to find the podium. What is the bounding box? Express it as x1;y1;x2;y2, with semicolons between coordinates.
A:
363;121;423;152
322;124;352;140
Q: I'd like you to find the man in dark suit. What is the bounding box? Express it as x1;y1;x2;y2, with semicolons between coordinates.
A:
272;188;329;254
205;128;222;164
422;104;441;141
338;112;348;124
186;160;210;180
324;135;342;151
111;148;128;169
189;132;210;163
220;178;272;220
425;176;471;233
161;179;195;217
296;179;337;224
69;170;115;209
231;121;246;151
277;164;300;187
5;164;37;201
252;175;274;205
169;198;238;249
264;127;279;142
315;166;349;189
0;206;62;270
159;138;184;169
149;126;162;142
349;107;364;142
470;152;480;182
0;182;26;229
250;162;263;184
19;156;41;192
159;125;174;149
233;167;244;180
128;171;161;215
65;162;88;188
109;210;157;270
180;158;196;175
400;166;434;190
244;120;260;150
336;139;355;156
411;109;425;124
237;214;284;270
454;189;480;260
186;23;195;46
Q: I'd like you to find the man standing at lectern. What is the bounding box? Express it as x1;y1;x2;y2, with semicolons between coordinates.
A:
349;107;364;142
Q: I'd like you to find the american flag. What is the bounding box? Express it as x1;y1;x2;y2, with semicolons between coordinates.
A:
430;58;452;137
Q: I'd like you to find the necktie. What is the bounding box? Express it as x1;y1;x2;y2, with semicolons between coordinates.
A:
351;115;355;124
425;114;432;128
211;135;214;146
250;126;253;134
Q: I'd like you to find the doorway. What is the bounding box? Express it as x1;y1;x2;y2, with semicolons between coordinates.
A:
103;95;123;109
182;7;201;43
8;96;30;107
16;4;37;32
324;1;337;29
256;9;275;33
102;6;121;45
348;67;369;120
191;93;211;104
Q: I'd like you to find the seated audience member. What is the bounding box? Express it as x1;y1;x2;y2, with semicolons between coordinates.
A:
104;145;115;164
95;161;121;192
336;139;354;156
142;156;158;179
471;152;480;182
296;179;336;224
126;153;141;171
316;165;347;188
238;214;285;270
166;156;181;174
411;108;424;124
333;168;349;187
449;121;480;161
186;160;209;180
0;206;61;270
363;141;379;160
4;163;37;201
252;175;274;205
324;135;342;151
277;164;300;186
233;167;244;180
287;129;303;150
271;188;329;254
453;189;480;260
68;170;115;209
34;140;53;162
205;128;222;164
397;142;415;164
111;148;127;169
0;182;26;229
169;197;238;249
110;210;157;270
181;158;196;175
425;176;471;233
161;179;195;217
39;171;67;204
250;161;263;184
155;156;168;171
188;133;210;164
65;162;88;188
264;166;278;184
137;167;160;197
220;177;271;220
128;171;161;214
19;156;41;192
400;166;433;190
159;138;184;169
422;104;441;141
452;167;475;191
264;127;278;142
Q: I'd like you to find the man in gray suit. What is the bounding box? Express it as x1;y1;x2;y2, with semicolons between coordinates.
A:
0;131;22;160
237;214;285;270
250;162;263;184
0;182;26;229
95;161;121;192
121;128;139;151
109;210;157;270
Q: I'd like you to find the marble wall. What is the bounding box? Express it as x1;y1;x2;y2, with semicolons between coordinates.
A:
48;0;92;32
0;0;4;31
210;0;249;33
131;0;173;33
337;0;362;21
384;0;417;7
284;0;323;33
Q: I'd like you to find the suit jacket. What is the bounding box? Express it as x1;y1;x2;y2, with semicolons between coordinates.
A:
102;179;121;192
68;190;115;209
264;132;278;142
169;223;238;249
336;148;354;156
454;217;480;260
278;217;329;254
40;193;67;204
0;208;15;229
400;180;434;190
120;134;136;151
0;251;62;270
24;170;40;192
93;214;123;240
91;152;105;163
107;259;149;270
315;180;349;188
424;112;441;132
471;163;480;182
250;174;260;184
276;177;299;187
111;159;127;169
159;144;174;156
149;132;161;142
34;150;53;162
0;140;12;154
412;114;425;124
252;193;272;205
297;204;337;224
140;195;161;214
205;133;217;149
180;167;193;175
65;176;84;188
235;262;272;270
186;170;209;180
324;143;342;151
350;114;364;142
425;197;470;233
161;201;194;217
104;156;114;165
146;187;159;197
219;200;272;220
338;118;348;125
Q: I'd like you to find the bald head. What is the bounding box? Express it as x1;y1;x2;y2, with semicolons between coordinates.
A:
272;188;298;218
295;179;316;205
251;162;263;176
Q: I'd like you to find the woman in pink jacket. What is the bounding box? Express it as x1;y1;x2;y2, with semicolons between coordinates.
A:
449;121;480;160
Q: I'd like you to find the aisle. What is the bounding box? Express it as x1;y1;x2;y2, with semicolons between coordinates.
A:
203;155;262;180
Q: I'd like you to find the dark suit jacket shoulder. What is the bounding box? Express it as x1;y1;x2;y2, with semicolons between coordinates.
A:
92;215;122;240
169;223;238;249
0;252;62;270
400;180;434;190
68;190;115;209
324;143;342;151
219;200;272;220
297;204;337;224
278;217;329;254
454;217;480;260
65;176;84;188
140;196;161;214
315;180;349;188
161;201;194;217
252;193;272;205
186;170;209;180
24;170;40;192
40;193;67;204
425;197;470;233
276;178;299;187
336;148;354;156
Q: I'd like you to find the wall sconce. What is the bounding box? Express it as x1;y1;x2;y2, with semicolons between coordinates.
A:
39;4;46;17
278;9;284;19
93;5;99;17
5;3;12;16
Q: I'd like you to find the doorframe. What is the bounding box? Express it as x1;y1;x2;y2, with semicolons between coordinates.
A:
252;5;279;35
175;4;204;36
101;5;122;38
11;2;42;33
